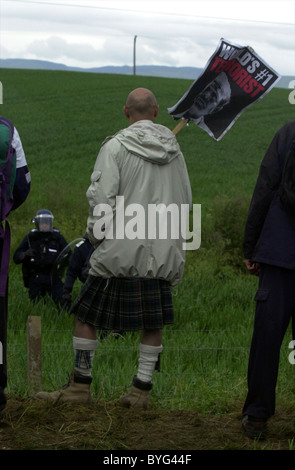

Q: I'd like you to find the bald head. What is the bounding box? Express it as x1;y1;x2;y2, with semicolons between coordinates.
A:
124;88;159;124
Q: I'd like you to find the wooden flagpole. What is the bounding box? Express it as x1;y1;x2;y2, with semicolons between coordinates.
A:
172;118;188;135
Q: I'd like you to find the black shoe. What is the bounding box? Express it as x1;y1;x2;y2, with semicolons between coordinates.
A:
242;415;267;440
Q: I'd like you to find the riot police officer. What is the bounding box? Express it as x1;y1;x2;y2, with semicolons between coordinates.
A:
61;233;94;309
13;209;68;305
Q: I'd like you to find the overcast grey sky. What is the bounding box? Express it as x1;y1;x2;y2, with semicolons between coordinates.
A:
0;0;294;75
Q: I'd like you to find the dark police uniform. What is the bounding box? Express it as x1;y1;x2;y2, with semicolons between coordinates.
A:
13;227;68;304
61;235;94;307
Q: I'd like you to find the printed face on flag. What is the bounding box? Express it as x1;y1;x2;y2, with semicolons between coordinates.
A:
187;72;231;120
168;38;281;140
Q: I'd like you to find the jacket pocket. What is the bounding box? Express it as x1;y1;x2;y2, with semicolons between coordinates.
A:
254;288;269;302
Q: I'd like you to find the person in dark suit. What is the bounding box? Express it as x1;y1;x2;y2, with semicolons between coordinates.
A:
242;121;295;440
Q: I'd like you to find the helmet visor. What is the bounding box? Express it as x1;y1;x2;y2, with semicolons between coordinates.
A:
35;214;53;232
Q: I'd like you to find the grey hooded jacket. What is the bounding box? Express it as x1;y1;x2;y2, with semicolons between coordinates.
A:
86;120;192;286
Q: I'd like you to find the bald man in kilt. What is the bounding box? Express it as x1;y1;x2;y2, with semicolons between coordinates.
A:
36;88;192;409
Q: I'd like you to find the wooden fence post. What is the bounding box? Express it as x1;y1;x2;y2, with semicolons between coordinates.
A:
27;315;42;396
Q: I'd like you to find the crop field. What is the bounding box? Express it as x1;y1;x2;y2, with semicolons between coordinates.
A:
0;68;295;451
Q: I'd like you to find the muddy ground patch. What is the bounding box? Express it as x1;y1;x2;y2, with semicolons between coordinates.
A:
0;396;295;451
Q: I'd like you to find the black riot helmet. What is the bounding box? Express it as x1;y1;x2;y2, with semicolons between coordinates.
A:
32;209;54;232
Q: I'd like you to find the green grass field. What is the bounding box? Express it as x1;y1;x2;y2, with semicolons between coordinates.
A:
1;69;295;447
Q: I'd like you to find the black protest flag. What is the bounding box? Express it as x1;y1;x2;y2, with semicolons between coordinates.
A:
168;38;281;140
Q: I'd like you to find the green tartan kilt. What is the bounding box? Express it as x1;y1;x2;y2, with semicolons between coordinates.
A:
69;275;174;331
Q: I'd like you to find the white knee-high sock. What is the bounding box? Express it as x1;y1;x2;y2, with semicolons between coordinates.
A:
73;336;98;377
137;343;163;383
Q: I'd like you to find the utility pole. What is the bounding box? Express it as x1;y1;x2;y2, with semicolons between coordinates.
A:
133;35;137;76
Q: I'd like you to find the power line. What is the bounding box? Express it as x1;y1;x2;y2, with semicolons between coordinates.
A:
2;0;294;27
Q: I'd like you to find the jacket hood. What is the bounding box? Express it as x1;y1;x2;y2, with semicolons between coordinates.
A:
113;120;180;165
